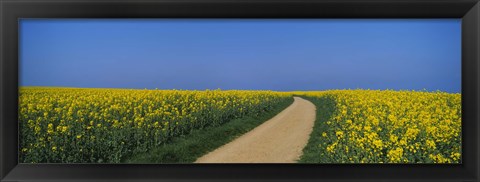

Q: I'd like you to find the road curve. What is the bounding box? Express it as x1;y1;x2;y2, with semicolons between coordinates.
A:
195;97;316;163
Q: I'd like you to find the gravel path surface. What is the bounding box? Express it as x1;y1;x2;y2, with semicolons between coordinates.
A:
195;97;316;163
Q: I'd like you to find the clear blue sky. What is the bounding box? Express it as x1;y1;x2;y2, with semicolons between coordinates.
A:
20;19;461;93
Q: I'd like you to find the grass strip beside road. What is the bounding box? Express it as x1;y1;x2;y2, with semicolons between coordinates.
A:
299;96;336;163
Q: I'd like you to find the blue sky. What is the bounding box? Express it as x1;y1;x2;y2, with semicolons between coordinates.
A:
20;19;461;93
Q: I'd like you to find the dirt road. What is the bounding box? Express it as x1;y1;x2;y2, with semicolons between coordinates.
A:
195;97;316;163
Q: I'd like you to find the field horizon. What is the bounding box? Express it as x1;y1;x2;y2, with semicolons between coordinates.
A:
19;86;462;94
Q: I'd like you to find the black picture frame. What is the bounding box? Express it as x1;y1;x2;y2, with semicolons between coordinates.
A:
1;0;479;181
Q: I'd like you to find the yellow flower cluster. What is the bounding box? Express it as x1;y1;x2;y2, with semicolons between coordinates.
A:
19;87;291;163
301;90;461;163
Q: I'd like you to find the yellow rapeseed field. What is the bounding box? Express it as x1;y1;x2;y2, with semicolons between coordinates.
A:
19;87;461;163
299;90;461;163
19;87;291;163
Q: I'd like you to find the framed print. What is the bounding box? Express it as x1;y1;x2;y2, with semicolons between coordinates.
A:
1;0;479;181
